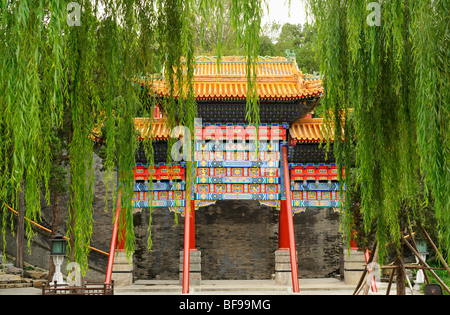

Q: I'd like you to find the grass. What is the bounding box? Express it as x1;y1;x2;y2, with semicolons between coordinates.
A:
422;261;450;295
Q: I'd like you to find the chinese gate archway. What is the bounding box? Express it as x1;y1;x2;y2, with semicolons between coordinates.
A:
107;56;344;294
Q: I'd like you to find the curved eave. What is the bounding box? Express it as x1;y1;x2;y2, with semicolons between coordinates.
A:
155;91;323;102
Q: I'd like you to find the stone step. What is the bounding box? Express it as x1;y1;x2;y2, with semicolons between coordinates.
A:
114;279;357;294
0;282;33;289
113;279;414;295
0;273;23;284
0;272;44;289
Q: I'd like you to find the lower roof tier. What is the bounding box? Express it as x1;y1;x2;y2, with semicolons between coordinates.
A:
135;117;330;142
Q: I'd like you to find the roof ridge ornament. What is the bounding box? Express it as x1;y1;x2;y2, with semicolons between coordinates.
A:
285;49;296;62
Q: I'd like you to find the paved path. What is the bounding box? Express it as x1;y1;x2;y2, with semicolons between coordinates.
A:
0;278;421;295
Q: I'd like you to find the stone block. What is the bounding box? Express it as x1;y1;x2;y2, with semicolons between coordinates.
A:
33;280;46;288
111;251;133;287
179;251;201;286
24;270;47;280
343;249;366;285
4;265;23;275
274;249;298;286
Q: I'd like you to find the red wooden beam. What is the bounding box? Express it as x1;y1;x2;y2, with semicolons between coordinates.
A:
190;200;196;250
290;165;343;181
134;165;185;181
182;197;192;294
282;145;300;293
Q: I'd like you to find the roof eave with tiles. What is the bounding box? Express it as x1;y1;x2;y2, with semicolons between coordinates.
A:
140;56;323;101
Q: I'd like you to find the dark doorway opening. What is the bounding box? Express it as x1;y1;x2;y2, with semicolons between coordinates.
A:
196;201;279;280
133;204;342;281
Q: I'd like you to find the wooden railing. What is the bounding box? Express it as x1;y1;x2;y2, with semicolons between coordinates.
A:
42;282;114;295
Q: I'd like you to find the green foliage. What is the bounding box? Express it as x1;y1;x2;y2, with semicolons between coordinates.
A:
305;0;449;261
0;0;63;256
425;261;450;295
260;22;320;74
0;0;267;273
48;132;68;198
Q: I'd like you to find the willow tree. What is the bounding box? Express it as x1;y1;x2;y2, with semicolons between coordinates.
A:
0;1;65;258
305;0;449;260
0;0;265;273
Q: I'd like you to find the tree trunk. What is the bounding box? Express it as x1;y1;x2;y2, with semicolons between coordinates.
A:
69;186;76;262
67;124;76;263
15;181;25;270
395;245;406;295
47;194;60;282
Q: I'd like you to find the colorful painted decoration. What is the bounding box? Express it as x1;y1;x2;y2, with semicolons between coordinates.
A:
289;163;344;181
195;124;287;141
293;207;341;215
132;125;345;216
190;124;288;205
289;163;345;214
134;164;185;181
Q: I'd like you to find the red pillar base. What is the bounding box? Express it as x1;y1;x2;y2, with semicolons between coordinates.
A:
278;200;290;250
274;249;298;286
182;199;196;294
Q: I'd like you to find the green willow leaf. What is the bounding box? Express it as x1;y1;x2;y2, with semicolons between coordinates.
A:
305;0;449;260
0;0;268;273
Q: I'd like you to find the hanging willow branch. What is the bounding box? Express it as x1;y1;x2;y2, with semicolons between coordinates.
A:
0;0;62;253
0;0;267;273
305;0;449;260
230;0;262;126
65;0;100;272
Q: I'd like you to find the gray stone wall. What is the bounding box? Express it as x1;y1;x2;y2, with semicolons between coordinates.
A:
133;209;184;280
133;201;279;281
37;152;116;255
0;152;114;282
133;201;343;280
294;208;343;278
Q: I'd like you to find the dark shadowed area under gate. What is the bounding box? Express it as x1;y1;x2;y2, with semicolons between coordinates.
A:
133;201;342;281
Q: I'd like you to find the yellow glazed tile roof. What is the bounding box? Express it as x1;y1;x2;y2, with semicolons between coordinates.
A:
290;118;330;143
135;117;333;143
142;56;323;100
134;118;172;140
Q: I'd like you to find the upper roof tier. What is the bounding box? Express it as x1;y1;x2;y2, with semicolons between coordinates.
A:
141;56;323;101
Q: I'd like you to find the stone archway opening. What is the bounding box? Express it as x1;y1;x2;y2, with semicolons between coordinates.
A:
132;201;280;281
132;204;343;282
195;200;279;280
